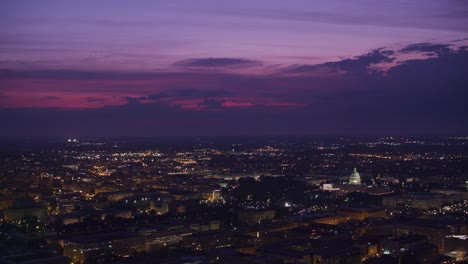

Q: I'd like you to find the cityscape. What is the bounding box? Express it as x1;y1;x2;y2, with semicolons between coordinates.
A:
0;137;467;263
1;1;468;264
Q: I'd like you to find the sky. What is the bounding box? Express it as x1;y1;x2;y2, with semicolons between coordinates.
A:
1;0;468;138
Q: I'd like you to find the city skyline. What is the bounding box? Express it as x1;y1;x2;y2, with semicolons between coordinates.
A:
1;1;468;138
1;3;468;263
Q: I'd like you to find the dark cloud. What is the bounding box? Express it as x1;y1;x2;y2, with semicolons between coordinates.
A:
174;58;261;68
399;43;452;54
42;96;61;100
123;89;230;103
380;50;394;56
171;88;231;98
85;97;107;102
123;96;147;103
147;92;169;100
1;47;468;138
198;99;225;109
323;49;394;71
124;92;170;103
281;64;336;75
450;37;468;43
284;49;394;75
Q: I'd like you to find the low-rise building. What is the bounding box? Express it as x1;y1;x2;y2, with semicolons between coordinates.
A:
337;207;387;221
63;231;144;264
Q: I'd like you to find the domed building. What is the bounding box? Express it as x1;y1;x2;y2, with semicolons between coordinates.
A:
349;167;362;185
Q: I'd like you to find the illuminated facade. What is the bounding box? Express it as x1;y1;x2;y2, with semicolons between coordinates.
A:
349;168;362;185
63;232;144;264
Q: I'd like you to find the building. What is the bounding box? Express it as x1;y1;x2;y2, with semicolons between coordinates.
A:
290;214;349;226
63;231;144;264
96;191;134;202
322;184;340;191
183;230;234;251
260;246;312;264
0;252;70;264
187;220;221;232
443;235;467;261
238;209;275;225
312;247;361;264
143;228;193;252
100;209;132;220
3;198;47;222
260;240;361;264
349;168;362;185
381;235;428;256
149;200;170;215
382;193;448;210
212;189;222;201
337;207;388;221
396;222;449;252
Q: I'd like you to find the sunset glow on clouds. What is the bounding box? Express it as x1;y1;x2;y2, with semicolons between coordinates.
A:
1;0;468;137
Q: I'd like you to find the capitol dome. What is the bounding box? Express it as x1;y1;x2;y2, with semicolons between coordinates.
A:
349;167;362;185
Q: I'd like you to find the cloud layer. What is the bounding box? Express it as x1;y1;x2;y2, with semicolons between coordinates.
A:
1;42;467;138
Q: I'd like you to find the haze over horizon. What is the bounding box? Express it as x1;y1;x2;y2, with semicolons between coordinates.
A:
1;1;468;138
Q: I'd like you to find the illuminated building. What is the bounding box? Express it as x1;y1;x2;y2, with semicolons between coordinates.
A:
3;198;47;222
183;230;234;251
144;228;193;252
238;209;275;225
349;168;362;185
382;193;453;210
337;207;387;221
444;235;467;261
63;231;143;264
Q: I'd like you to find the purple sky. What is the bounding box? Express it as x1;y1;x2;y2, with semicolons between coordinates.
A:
1;1;468;137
